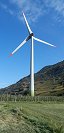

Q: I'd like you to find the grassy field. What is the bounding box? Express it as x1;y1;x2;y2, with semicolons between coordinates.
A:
0;101;64;133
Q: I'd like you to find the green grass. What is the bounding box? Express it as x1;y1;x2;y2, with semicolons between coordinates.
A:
0;101;64;133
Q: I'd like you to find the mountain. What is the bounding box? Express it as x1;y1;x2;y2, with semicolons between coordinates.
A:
0;60;64;96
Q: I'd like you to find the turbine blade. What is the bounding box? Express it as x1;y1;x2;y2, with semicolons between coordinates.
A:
34;37;56;47
10;36;31;55
22;11;33;34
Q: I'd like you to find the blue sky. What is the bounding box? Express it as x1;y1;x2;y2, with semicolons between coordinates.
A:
0;0;64;88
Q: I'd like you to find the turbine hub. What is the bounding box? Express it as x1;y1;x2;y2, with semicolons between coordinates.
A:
26;33;34;41
30;33;34;36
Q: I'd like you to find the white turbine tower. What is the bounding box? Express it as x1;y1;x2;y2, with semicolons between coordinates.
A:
10;12;56;97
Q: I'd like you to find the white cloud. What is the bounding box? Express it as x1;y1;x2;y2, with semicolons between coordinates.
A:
0;2;14;16
10;0;64;23
45;0;64;15
44;0;64;22
1;0;64;23
8;9;14;15
10;0;44;22
0;2;7;10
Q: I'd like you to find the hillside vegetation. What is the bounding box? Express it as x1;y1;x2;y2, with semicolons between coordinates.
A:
0;60;64;96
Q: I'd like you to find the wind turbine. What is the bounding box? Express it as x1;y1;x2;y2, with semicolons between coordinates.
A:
10;12;56;97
